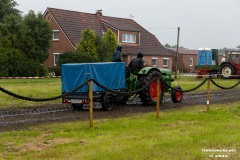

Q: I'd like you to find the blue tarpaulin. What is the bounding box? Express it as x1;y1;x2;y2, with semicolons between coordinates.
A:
61;62;126;92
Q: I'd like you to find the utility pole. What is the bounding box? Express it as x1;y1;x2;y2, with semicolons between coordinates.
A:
175;27;180;76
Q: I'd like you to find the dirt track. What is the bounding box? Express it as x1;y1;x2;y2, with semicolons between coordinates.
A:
0;89;239;132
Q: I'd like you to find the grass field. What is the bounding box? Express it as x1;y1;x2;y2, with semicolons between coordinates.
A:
0;76;239;108
0;77;239;159
0;103;239;159
0;78;62;108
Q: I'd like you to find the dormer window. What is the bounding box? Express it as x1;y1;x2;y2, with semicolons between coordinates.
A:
53;30;59;41
122;33;136;43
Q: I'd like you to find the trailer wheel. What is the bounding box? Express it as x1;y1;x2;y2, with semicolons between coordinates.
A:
171;86;183;103
71;104;84;110
101;93;115;111
220;64;235;78
139;70;164;105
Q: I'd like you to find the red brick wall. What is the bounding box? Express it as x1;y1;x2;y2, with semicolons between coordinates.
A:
44;11;75;67
127;55;173;70
182;54;198;72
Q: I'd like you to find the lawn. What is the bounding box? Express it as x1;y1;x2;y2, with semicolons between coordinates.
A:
0;76;239;108
0;77;239;159
0;78;62;108
0;103;239;159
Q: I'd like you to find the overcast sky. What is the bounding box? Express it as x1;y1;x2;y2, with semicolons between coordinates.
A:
15;0;240;50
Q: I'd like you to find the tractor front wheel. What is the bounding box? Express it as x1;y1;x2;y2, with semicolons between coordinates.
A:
139;70;164;105
171;86;183;103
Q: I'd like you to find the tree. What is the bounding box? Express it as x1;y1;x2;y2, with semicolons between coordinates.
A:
22;11;52;63
0;13;24;49
0;0;20;21
95;35;104;61
76;28;98;59
237;45;240;49
164;43;186;49
0;1;52;76
101;30;118;62
164;43;171;48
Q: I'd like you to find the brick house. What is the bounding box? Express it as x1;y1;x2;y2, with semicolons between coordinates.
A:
43;8;173;70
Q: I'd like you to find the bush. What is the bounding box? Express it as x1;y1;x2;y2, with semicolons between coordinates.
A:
58;51;99;65
39;66;49;77
0;47;47;77
48;67;61;76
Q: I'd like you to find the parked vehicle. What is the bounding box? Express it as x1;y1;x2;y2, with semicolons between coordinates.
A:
61;62;183;110
194;48;220;78
220;50;240;78
194;49;240;78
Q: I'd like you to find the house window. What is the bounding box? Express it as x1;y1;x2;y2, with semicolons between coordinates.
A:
163;58;169;67
152;58;158;67
53;30;59;41
53;53;60;66
122;34;136;43
190;57;193;66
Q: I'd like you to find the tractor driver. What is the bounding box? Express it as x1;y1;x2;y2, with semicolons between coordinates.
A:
128;52;144;74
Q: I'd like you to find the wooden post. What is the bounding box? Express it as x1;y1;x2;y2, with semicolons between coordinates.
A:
89;80;93;127
206;78;210;112
175;27;180;78
156;79;160;118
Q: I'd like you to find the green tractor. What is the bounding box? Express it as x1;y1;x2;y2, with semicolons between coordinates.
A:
61;63;183;111
124;66;183;106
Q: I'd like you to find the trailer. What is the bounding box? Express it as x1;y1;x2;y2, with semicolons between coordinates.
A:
194;48;220;77
194;48;240;78
61;62;183;110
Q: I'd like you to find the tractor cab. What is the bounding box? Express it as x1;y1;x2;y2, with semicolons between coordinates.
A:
220;51;240;78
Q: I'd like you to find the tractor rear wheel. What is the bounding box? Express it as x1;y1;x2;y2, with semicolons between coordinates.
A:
171;86;183;103
139;70;164;105
220;64;235;78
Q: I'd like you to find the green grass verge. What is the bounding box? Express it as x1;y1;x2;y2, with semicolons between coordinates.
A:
173;76;240;91
0;77;239;108
0;78;62;108
0;103;239;159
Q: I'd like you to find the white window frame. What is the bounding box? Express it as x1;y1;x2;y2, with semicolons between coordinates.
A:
152;57;158;67
190;57;193;66
122;33;136;43
53;53;60;66
53;30;59;41
163;58;169;67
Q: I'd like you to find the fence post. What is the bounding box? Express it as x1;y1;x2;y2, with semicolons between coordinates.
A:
156;79;160;118
206;77;210;112
89;80;93;127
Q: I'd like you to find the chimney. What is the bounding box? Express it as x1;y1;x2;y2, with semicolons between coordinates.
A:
95;10;102;16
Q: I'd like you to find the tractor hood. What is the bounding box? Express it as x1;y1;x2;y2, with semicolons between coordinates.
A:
138;67;172;75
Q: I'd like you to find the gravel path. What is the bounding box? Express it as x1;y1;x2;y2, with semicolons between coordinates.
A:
0;89;239;132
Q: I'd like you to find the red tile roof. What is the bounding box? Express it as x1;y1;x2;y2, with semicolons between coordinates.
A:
168;48;198;55
47;7;172;57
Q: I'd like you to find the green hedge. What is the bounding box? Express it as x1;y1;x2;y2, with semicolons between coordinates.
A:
0;48;48;77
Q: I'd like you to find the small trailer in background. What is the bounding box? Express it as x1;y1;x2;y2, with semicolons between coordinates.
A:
194;48;220;78
194;48;240;78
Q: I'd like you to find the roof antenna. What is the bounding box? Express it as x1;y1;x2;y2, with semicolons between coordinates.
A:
129;14;134;19
95;10;102;16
